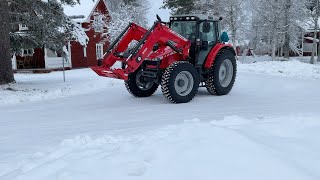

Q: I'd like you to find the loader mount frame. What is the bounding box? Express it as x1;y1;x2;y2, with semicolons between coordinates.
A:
92;21;191;82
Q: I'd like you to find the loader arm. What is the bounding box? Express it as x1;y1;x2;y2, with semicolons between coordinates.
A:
92;22;191;80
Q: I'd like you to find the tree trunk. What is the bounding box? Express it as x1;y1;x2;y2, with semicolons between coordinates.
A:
317;1;320;62
283;0;291;59
272;38;276;60
310;16;318;64
0;1;15;84
317;33;320;62
230;4;236;47
311;0;319;64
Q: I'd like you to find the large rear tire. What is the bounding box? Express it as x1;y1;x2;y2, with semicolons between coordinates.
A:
125;69;159;97
206;49;237;95
161;61;200;103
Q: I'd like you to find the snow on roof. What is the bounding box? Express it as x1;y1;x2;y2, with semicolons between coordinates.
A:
304;37;320;42
63;0;102;23
297;18;320;32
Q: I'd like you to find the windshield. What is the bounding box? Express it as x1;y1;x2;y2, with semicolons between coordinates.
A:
170;21;197;40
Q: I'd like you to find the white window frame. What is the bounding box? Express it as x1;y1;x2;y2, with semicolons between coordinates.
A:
83;46;87;58
93;15;104;32
19;24;28;31
96;44;103;60
21;49;34;57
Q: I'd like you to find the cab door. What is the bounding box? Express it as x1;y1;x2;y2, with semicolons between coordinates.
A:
197;21;218;65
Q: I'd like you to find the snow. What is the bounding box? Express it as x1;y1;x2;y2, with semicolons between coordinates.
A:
1;58;320;180
304;36;320;42
238;58;320;80
63;1;99;22
4;115;320;180
69;20;89;46
0;69;119;106
297;18;320;32
2;59;319;106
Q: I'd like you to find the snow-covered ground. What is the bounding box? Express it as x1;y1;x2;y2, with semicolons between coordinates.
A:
1;59;320;180
0;69;119;106
4;116;320;180
238;58;320;80
1;60;319;105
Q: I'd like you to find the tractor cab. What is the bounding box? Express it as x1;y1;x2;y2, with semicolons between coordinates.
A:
169;15;224;66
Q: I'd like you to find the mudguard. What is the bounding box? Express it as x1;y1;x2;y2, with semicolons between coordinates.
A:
204;43;236;69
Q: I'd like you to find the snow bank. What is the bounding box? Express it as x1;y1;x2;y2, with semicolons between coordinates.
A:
238;55;273;64
3;115;320;180
0;69;120;106
238;60;320;80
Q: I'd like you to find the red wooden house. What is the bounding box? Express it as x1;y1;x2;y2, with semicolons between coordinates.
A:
12;0;111;70
64;0;111;68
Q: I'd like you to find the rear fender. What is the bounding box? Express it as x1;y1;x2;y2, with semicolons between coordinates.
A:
204;43;236;69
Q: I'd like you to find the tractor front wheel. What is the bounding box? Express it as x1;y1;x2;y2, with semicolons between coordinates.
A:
206;49;237;95
161;61;200;103
125;69;159;97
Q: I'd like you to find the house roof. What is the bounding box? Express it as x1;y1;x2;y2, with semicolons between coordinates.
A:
297;18;320;32
63;0;108;23
304;37;319;42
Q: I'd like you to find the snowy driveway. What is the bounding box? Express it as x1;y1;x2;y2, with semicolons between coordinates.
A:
1;66;320;179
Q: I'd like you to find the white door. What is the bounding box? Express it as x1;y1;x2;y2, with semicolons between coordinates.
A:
12;54;17;70
96;44;103;60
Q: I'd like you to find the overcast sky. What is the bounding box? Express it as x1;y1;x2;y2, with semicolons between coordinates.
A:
147;0;171;27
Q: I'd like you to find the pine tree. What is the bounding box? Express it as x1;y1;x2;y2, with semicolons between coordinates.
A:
163;0;195;14
0;0;87;85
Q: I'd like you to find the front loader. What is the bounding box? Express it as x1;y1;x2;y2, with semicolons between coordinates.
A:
92;15;237;103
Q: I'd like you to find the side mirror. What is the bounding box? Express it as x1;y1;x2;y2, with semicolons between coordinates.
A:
220;32;229;43
201;41;209;51
202;22;211;33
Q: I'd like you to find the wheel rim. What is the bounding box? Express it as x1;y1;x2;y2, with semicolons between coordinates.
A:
219;59;234;88
174;71;194;96
136;70;154;90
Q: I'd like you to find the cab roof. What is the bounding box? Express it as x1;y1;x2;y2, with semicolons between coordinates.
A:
170;14;222;21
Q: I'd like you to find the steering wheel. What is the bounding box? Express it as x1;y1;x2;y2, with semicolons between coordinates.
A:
186;33;196;40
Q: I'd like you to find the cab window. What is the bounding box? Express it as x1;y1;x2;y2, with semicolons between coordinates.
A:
199;22;216;45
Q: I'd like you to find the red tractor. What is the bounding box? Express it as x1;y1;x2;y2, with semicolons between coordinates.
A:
92;15;237;103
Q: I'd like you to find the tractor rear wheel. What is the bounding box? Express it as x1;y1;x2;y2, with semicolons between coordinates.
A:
125;69;159;97
206;49;237;95
161;61;200;103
